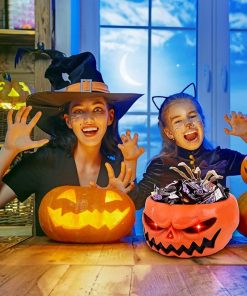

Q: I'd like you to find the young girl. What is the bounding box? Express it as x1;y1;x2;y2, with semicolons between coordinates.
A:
129;83;247;209
0;52;144;235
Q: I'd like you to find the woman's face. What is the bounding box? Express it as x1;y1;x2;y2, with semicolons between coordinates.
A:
64;96;114;147
162;99;204;151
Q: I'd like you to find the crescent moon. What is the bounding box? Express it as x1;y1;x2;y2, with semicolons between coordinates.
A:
119;53;143;86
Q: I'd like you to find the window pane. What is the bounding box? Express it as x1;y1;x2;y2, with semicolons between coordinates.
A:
229;31;247;196
119;115;148;181
100;27;148;111
152;0;197;28
100;0;149;26
230;32;247;119
150;115;162;158
151;29;196;111
230;0;247;29
230;31;247;155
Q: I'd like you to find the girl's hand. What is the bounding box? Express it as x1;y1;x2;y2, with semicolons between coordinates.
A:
118;130;145;161
90;162;135;194
224;112;247;142
3;106;49;154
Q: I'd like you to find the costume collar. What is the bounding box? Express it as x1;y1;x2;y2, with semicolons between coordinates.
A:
177;144;206;159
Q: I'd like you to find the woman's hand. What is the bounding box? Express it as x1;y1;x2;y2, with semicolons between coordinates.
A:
90;162;135;194
118;130;145;161
3;106;49;154
224;112;247;142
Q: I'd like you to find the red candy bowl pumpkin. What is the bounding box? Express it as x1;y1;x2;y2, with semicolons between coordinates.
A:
39;186;135;243
143;194;239;258
142;163;239;258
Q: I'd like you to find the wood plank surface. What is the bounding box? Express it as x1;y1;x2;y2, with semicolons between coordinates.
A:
0;235;247;295
0;236;30;253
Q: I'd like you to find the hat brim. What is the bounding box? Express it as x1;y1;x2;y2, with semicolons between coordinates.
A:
26;91;143;135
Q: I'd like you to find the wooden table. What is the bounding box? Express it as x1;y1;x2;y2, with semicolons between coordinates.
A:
1;234;247;295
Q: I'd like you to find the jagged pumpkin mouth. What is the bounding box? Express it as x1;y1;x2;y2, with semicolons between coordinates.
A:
144;229;221;256
47;207;130;230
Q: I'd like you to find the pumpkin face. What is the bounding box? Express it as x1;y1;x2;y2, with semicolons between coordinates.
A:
143;194;239;258
237;191;247;237
0;80;31;109
39;186;135;243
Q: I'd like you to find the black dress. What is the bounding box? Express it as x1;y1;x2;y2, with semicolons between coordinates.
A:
3;146;122;235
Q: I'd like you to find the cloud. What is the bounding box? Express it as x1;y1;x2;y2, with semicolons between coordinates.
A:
230;13;247;28
100;0;195;52
185;34;196;47
101;29;148;52
230;32;246;53
151;0;195;26
233;0;247;4
235;59;247;64
152;6;181;27
101;1;148;26
152;30;175;47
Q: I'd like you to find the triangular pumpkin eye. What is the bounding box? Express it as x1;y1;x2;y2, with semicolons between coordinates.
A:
143;213;163;231
184;217;216;233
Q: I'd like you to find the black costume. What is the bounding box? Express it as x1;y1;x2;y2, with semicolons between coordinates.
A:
3;144;245;235
3;146;121;235
129;145;246;210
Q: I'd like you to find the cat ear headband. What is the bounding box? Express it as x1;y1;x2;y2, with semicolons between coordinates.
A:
152;82;197;111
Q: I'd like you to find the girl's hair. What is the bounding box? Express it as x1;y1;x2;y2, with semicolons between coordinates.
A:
49;102;123;161
155;92;211;157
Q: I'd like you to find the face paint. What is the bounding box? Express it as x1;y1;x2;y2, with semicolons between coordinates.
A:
172;115;201;131
70;106;107;121
64;97;114;147
163;100;204;150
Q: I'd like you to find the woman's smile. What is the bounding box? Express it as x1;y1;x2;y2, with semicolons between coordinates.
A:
81;125;99;137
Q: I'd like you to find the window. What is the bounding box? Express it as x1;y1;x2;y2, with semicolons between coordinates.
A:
56;0;245;233
100;0;197;234
229;0;247;196
100;0;197;181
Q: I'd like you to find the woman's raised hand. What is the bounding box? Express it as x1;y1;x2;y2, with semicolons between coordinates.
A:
118;130;145;161
4;106;49;154
90;162;135;194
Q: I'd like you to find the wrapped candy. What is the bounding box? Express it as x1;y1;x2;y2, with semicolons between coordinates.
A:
151;162;229;205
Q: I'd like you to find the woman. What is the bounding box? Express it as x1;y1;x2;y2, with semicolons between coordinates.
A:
0;52;144;235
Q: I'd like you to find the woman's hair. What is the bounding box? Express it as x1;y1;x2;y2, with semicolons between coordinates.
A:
49;102;123;161
156;92;211;157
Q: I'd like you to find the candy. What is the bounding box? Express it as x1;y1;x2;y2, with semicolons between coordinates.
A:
150;163;229;205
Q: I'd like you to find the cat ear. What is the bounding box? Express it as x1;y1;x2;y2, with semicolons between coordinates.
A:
181;82;196;98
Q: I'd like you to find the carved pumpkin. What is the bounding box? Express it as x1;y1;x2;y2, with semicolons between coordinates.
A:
39;186;135;243
143;194;239;258
241;157;247;184
237;191;247;237
0;74;31;109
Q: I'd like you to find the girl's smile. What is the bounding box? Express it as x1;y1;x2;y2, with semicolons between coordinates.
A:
163;99;204;150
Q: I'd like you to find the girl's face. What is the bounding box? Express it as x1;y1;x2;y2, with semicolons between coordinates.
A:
64;97;114;147
162;99;204;151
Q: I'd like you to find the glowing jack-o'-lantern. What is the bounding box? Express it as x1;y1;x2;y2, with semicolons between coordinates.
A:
143;194;239;258
39;186;135;243
0;73;31;109
237;191;247;237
